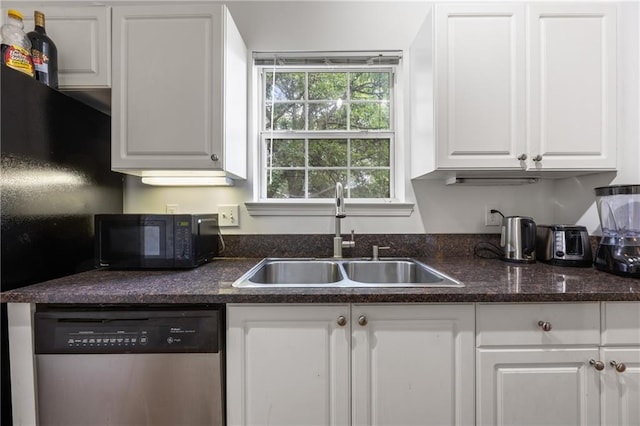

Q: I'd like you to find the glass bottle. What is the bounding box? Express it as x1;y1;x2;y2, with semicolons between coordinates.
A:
28;10;58;89
1;9;35;77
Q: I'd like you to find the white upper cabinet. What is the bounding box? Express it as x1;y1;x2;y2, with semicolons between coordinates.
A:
111;4;247;178
11;6;110;88
433;4;526;170
411;2;617;179
528;3;617;171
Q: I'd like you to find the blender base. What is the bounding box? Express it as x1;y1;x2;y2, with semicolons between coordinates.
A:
595;245;640;278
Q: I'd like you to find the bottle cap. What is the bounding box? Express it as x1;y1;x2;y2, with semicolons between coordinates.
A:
8;9;24;21
34;10;45;27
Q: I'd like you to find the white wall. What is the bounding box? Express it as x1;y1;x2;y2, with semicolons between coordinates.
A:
124;1;639;235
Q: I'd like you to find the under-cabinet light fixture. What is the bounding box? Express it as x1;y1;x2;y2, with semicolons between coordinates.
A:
141;176;234;187
445;177;540;186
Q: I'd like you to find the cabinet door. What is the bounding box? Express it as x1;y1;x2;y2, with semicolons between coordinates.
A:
601;347;640;426
352;304;474;426
17;6;110;88
112;5;223;171
528;3;617;170
226;304;350;426
434;4;526;169
477;348;600;426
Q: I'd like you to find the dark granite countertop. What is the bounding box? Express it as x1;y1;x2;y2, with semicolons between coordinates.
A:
1;257;638;304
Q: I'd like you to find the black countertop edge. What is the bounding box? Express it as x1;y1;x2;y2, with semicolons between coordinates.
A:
3;293;638;305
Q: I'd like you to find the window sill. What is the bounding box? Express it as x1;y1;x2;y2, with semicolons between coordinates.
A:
245;200;414;217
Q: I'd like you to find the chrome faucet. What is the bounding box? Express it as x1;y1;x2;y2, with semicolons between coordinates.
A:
333;182;355;258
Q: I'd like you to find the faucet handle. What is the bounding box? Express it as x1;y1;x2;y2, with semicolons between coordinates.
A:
372;245;390;260
342;229;356;250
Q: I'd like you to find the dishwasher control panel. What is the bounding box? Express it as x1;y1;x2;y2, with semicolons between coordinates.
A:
34;309;220;354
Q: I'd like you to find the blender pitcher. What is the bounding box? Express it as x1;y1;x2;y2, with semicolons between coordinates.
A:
594;184;640;277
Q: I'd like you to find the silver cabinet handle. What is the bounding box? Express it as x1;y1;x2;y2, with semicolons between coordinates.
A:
537;321;552;332
610;360;627;373
517;154;527;161
590;359;605;371
210;154;219;161
358;315;368;326
337;316;347;327
533;155;543;162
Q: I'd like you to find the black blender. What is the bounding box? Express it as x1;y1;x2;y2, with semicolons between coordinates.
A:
594;184;640;278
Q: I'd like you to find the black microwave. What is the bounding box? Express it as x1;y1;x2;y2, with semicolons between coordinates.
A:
95;214;219;269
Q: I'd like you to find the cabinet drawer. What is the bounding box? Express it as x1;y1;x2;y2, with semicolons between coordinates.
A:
602;302;640;345
477;303;600;346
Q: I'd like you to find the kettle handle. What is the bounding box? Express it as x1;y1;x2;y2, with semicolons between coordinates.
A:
521;219;537;255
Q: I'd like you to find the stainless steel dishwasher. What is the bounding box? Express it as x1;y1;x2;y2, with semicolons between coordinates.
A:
34;305;224;426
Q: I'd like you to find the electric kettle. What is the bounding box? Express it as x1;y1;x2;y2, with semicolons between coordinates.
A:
500;216;537;263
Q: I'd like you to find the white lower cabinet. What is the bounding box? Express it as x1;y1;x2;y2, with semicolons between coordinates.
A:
226;304;350;426
600;302;640;426
351;304;475;426
600;347;640;426
227;303;475;426
227;302;639;426
476;303;602;426
477;347;600;425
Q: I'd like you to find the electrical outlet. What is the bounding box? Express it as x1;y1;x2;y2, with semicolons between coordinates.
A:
485;205;502;226
165;204;178;214
218;204;239;227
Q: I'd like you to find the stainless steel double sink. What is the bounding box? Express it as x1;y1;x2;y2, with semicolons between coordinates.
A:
232;258;464;288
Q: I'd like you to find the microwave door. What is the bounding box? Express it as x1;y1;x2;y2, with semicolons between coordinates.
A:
99;218;171;268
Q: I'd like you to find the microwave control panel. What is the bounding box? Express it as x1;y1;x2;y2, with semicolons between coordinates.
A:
174;220;192;260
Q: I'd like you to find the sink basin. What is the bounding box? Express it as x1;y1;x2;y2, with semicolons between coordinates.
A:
242;260;343;287
343;259;460;286
232;258;464;288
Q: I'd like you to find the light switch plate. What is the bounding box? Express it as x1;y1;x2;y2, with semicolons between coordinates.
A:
218;204;239;227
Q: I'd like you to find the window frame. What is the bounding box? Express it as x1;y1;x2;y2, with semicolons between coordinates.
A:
248;55;413;217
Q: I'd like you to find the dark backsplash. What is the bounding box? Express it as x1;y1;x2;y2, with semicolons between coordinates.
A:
218;233;503;259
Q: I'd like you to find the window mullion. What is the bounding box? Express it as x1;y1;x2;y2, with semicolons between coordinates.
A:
346;137;351;199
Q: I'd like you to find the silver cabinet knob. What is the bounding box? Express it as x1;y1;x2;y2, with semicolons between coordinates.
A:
590;359;605;371
358;315;368;326
517;154;527;161
537;321;552;332
610;360;627;373
337;316;347;327
533;155;543;162
210;154;219;161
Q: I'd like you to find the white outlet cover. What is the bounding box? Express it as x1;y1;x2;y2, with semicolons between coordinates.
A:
485;206;502;226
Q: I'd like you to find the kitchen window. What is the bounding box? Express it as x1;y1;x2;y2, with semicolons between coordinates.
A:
255;52;401;203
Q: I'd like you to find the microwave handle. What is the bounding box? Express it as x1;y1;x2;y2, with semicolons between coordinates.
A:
198;217;224;253
198;218;218;233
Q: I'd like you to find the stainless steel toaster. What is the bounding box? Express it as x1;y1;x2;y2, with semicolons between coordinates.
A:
536;225;593;267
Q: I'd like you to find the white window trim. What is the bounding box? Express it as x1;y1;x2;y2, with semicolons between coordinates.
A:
245;200;415;217
248;53;412;217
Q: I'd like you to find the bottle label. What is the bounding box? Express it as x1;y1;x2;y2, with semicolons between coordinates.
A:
32;49;49;74
3;45;34;77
